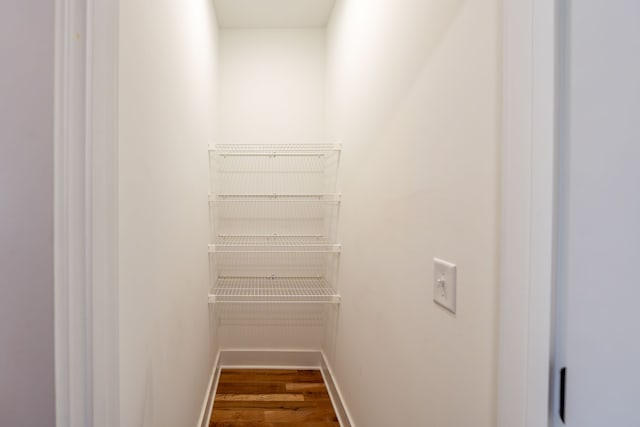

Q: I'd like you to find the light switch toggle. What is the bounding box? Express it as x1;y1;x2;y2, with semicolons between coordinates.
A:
436;276;446;297
433;258;456;313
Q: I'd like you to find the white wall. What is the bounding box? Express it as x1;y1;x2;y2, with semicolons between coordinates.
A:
118;1;218;426
325;1;501;426
556;1;640;426
0;1;55;425
219;29;326;143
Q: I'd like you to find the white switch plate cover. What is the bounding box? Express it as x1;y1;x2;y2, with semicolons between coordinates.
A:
433;258;456;313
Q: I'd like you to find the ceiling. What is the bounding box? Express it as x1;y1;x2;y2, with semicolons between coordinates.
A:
213;0;336;29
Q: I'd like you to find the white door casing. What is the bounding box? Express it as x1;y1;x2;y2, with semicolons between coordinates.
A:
54;0;119;426
498;0;556;426
53;0;556;425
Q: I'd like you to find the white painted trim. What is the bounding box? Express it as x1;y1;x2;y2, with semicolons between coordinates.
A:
320;352;354;427
197;352;222;427
498;0;556;426
89;1;120;426
54;0;120;426
54;0;92;424
219;349;323;368
527;0;556;425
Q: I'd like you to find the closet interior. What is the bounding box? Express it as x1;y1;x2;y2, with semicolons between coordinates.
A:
203;2;345;414
116;0;502;425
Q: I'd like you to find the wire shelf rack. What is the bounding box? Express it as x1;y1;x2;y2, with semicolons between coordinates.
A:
215;302;329;327
214;235;329;245
209;194;340;242
209;277;340;304
210;250;339;282
210;144;341;194
210;193;341;201
208;143;342;306
209;241;341;252
212;143;342;156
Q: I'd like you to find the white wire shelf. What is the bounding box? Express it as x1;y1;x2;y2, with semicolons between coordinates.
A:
209;242;341;253
210;193;341;202
211;144;342;156
207;144;343;306
215;302;329;327
212;235;338;247
208;277;341;304
210;144;340;194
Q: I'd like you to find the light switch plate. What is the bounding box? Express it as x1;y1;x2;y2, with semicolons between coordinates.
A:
433;258;456;313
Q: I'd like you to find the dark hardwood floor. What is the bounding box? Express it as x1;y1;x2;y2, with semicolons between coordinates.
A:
210;369;340;426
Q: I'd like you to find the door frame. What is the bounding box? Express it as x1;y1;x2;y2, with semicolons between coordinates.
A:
498;0;557;426
52;0;557;425
54;0;119;426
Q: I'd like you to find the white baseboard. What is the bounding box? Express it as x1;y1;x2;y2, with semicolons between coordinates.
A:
219;349;322;369
320;352;354;427
197;352;221;427
196;350;354;427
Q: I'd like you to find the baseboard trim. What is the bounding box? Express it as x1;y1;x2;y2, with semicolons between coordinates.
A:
320;352;354;427
197;352;221;427
196;350;354;427
219;349;323;369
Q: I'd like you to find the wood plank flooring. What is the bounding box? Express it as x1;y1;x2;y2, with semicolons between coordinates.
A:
210;369;339;427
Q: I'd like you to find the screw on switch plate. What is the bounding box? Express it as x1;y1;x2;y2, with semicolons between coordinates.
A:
433;258;456;313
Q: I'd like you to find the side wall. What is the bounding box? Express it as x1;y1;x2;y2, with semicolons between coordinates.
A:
118;1;219;426
325;1;501;425
0;2;55;425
